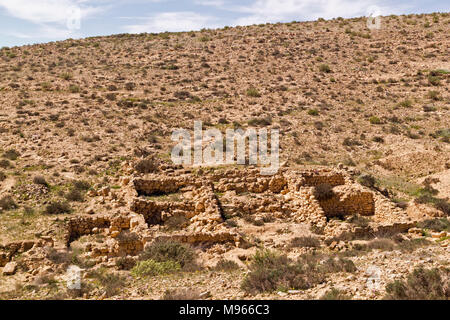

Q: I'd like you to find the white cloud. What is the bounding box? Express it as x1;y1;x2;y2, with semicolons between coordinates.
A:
0;0;101;24
194;0;226;7
195;0;398;27
0;0;108;40
124;11;218;33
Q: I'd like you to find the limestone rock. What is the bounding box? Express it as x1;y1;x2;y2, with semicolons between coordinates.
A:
2;262;17;276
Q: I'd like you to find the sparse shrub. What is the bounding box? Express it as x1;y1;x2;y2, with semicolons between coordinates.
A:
241;250;310;294
139;239;197;270
320;288;352;300
69;85;80;93
369;116;382;124
247;117;272;126
307;108;319;116
116;257;137;270
358;174;376;188
423;105;436;112
33;175;48;187
3;149;20;160
162;288;201;300
105;93;116;101
397;238;431;252
427;90;441;101
214;259;240;271
131;259;181;277
164;215;189;230
135;157;159;174
246;87;261;98
367;238;396;251
428;73;441;86
0;171;6;182
73;180;91;191
125;82;135;91
242;250;355;294
44;201;71;215
320;257;357;273
290;236;321;248
343;137;361;146
319;64;331;73
418;218;450;232
314;184;335;201
87;269;126;297
46;248;72;265
397;99;413;108
385;267;450;300
65;189;84;202
0;196;17;211
347;215;369;228
60;73;72;80
434;199;450;216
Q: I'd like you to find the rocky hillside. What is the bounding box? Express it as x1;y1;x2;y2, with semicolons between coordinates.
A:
0;13;449;300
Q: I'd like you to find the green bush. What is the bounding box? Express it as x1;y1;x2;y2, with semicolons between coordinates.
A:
3;149;20;160
246;87;261;97
369;116;382;124
357;174;376;188
290;236;321;248
0;159;10;168
44;201;71;215
319;64;331;73
131;259;181;277
320;288;352;300
385;267;450;300
0;196;17;211
33;175;48;187
397;99;413;108
135;157;159;174
65;189;84;202
214;259;240;271
139;240;197;270
162;288;201;300
417;218;450;232
247;117;272;126
241;250;356;294
73;180;91;191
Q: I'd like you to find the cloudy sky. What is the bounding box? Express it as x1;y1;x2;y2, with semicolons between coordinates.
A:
0;0;448;47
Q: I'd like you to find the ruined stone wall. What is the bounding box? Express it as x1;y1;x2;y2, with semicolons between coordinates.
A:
130;198;195;225
133;176;198;196
319;190;375;217
65;216;111;246
0;239;52;267
301;173;346;187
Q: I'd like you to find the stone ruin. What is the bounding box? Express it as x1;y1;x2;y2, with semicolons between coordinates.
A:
54;165;417;265
0;165;418;272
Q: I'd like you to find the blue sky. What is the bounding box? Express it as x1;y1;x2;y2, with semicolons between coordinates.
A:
0;0;448;47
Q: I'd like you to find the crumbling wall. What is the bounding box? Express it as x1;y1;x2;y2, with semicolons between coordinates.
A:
0;239;52;267
133;176;197;196
319;189;375;217
301;172;346;187
65;216;111;246
130;199;195;225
